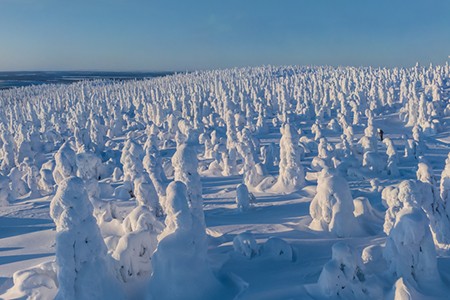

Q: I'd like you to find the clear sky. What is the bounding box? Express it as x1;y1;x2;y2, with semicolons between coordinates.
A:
0;0;449;71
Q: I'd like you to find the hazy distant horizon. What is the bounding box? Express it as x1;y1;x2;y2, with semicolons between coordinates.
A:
0;70;175;90
3;60;449;90
1;60;448;74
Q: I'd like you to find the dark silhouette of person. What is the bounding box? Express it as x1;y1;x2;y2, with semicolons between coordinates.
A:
379;129;384;141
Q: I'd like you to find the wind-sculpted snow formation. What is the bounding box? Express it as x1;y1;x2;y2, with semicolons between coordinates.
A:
1;63;450;299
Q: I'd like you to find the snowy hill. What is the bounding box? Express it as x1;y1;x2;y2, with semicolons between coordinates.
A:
0;64;450;299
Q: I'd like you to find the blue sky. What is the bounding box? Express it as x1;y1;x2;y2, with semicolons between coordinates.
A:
0;0;449;71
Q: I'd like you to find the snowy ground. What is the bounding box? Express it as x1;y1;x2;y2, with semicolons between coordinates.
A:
0;65;450;299
1;112;450;299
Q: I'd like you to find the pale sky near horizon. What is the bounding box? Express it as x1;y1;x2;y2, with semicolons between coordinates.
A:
0;0;449;71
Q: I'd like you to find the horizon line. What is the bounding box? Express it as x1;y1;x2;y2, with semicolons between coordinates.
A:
0;60;449;74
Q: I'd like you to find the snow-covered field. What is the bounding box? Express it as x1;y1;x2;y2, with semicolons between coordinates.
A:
0;64;449;299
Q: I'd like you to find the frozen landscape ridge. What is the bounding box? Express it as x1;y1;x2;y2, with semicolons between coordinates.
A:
0;64;449;299
0;71;174;90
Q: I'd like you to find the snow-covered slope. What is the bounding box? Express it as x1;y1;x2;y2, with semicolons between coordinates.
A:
0;64;450;299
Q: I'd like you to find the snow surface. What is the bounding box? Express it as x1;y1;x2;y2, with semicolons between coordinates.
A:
0;64;450;299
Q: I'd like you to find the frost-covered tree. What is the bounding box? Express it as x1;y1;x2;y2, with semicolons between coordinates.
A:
381;185;403;235
388;277;424;300
75;150;103;204
225;110;238;150
39;167;55;196
383;197;439;286
309;169;361;237
17;137;33;165
23;158;41;198
50;177;123;300
8;167;29;199
52;141;77;185
406;93;419;127
316;242;382;299
343;124;354;149
199;131;214;159
272;123;305;193
120;137;145;184
236;183;251;211
74;127;93;152
311;138;333;171
261;143;277;171
171;132;204;224
236;127;264;189
416;161;450;245
412;125;425;155
382;180;422;235
110;165;122;182
0;128;16;174
113;190;163;283
440;152;450;217
240;144;263;189
362;151;384;173
0;174;11;206
311;122;322;140
133;174;163;217
89;112;108;153
149;181;227;300
403;138;418;160
221;147;238;176
383;138;399;176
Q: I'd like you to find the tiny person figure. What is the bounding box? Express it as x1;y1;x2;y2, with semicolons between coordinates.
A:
378;128;384;141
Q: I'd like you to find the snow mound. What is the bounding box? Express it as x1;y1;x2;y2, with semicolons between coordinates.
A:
233;232;259;259
2;261;58;300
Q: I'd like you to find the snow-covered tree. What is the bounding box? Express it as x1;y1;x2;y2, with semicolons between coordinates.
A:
52;141;77;185
316;242;382;299
8;167;29;199
261;143;277;171
0;174;11;206
311;138;333;171
236;183;251;211
221;147;238;176
50;177;123;300
440;152;450;217
120;137;144;184
171;132;204;224
311;122;322;140
271;123;305;193
416;161;450;245
143;135;167;197
39;167;55;195
383;198;439;286
149;181;226;300
133;174;163;217
309;169;361;237
0;128;16;174
23;158;41;198
383;138;399;176
113;192;163;283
